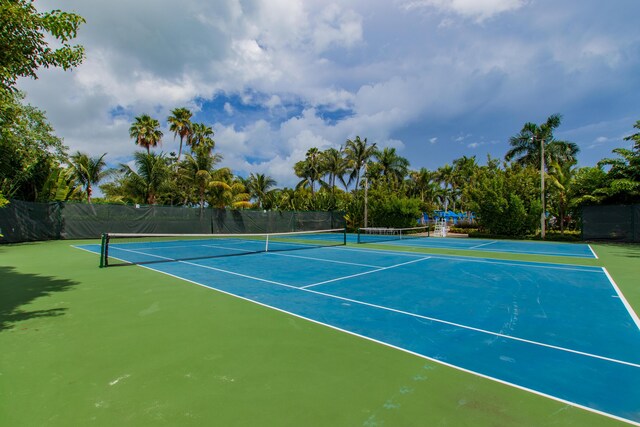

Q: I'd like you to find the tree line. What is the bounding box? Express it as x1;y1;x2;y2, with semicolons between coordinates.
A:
2;92;639;236
2;2;639;237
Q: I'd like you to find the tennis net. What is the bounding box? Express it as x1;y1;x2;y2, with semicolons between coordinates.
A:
357;226;429;244
99;228;347;267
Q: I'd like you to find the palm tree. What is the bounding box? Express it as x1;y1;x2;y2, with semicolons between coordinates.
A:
38;167;81;202
506;114;579;167
167;107;192;163
435;164;455;210
180;148;223;211
68;151;112;203
546;140;581;166
410;168;437;203
207;168;251;209
547;160;576;234
452;155;478;212
207;167;232;209
294;147;323;196
230;179;252;209
597;145;640;203
344;136;376;191
129;114;163;154
452;156;477;182
189;122;215;155
247;173;276;209
320;147;347;192
372;147;410;188
121;152;169;204
506;114;579;238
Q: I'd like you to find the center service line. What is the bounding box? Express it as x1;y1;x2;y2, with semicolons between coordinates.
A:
300;256;432;289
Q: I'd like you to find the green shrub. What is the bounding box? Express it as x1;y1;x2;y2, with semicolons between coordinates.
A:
368;191;422;229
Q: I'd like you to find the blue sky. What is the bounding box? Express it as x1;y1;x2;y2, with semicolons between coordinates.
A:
20;0;640;188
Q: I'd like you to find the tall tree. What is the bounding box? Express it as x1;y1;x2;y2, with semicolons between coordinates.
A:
247;173;276;209
568;166;608;206
435;164;455;210
624;120;640;150
37;166;80;202
120;152;169;204
129;114;163;154
505;114;579;167
0;91;67;201
167;107;192;163
294;147;322;196
320;147;347;192
506;114;578;238
547;160;576;234
409;168;437;203
452;155;478;212
68;151;111;203
468;164;541;237
189;122;215;154
345;136;376;191
597;123;640;204
208;168;251;209
372;147;409;189
0;0;85;93
179;147;222;210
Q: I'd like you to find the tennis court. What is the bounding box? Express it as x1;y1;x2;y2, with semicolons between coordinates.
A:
75;235;640;425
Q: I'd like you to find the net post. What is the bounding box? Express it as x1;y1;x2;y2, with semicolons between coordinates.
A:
99;233;108;268
344;227;347;245
265;234;269;252
357;228;361;244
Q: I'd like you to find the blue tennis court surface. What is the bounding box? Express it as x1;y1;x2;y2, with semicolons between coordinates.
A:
76;242;640;424
354;235;597;258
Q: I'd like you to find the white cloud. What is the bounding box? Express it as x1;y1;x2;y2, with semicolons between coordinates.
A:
402;0;528;22
265;95;282;109
454;134;472;143
382;139;406;150
312;4;363;52
17;0;640;181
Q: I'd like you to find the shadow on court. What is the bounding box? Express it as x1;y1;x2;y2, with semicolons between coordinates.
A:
0;265;77;332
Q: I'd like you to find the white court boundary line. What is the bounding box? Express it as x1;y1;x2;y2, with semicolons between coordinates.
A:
427;255;601;273
588;244;599;259
603;267;640;330
328;246;603;273
131;259;640;427
378;238;596;259
468;240;498;249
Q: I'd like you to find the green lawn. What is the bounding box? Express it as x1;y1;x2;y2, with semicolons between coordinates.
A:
0;240;637;426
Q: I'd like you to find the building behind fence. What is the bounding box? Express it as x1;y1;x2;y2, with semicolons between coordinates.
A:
582;204;640;242
0;200;345;243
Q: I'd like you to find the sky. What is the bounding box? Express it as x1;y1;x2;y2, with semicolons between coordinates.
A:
19;0;640;188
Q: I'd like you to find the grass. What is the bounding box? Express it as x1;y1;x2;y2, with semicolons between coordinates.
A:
0;239;637;426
